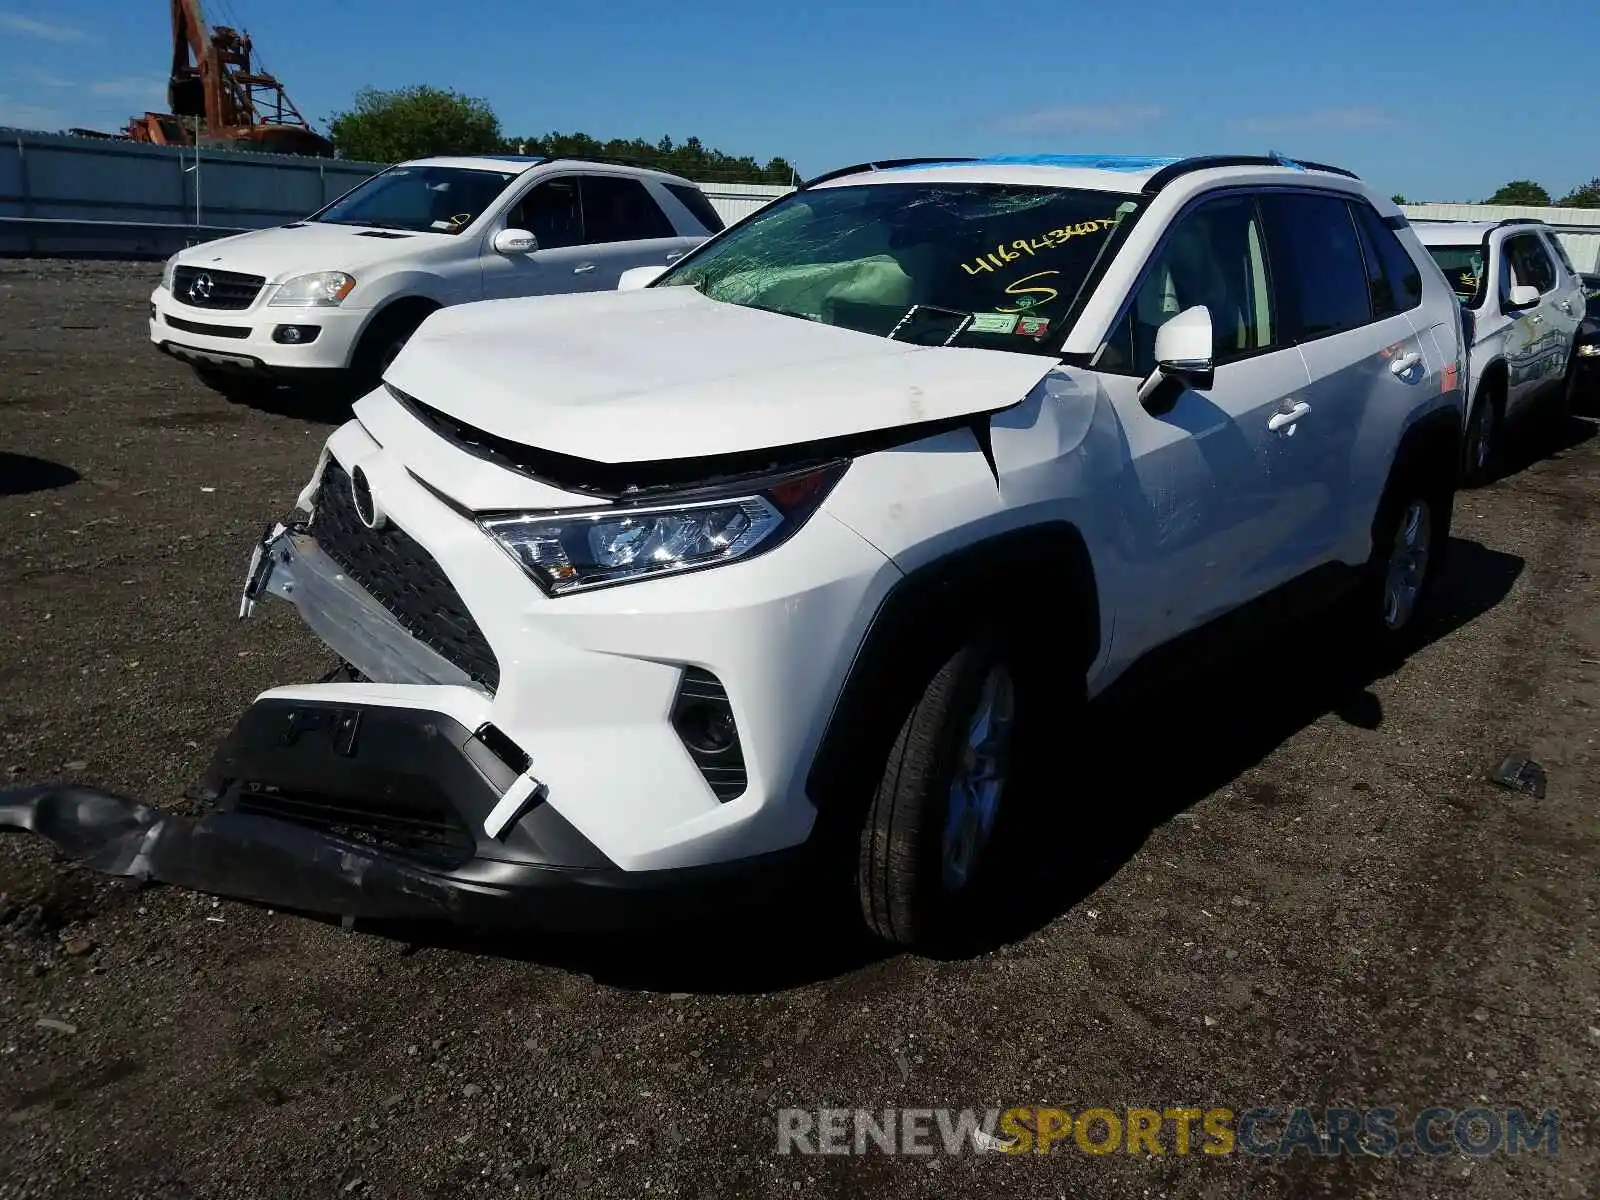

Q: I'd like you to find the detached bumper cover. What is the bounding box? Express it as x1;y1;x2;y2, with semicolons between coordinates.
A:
0;698;806;931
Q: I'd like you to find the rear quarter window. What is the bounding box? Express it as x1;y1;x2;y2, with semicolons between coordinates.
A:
664;183;726;234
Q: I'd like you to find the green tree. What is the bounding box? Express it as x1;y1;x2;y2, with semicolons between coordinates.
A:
503;130;795;184
329;85;502;163
1484;180;1551;206
1390;193;1407;204
1557;177;1600;209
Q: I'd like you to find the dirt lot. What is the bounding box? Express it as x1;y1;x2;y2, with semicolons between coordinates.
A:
1;259;1597;1199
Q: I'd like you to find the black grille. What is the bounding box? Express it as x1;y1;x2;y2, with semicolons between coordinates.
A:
232;784;474;868
313;461;501;690
172;266;265;310
166;314;251;339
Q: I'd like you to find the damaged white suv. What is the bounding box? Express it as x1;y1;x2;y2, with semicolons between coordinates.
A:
164;155;1466;950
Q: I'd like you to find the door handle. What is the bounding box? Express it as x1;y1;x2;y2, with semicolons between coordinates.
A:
573;263;597;275
1529;313;1544;324
1389;352;1423;379
1558;300;1573;315
1267;400;1311;432
664;250;686;264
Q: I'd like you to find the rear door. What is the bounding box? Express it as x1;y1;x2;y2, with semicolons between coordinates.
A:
576;174;694;286
1255;190;1433;573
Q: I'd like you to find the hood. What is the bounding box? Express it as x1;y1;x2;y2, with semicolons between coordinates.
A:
383;287;1058;464
176;222;444;282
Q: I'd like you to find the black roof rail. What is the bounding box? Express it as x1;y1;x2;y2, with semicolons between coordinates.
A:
798;157;977;189
1496;217;1547;227
1142;154;1361;193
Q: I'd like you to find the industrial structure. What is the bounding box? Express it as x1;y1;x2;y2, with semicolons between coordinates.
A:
122;0;332;156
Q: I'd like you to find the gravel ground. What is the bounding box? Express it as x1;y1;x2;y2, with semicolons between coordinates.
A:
1;259;1597;1199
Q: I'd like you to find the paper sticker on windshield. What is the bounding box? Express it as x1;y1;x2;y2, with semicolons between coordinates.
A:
969;313;1019;334
1014;316;1050;336
430;219;454;230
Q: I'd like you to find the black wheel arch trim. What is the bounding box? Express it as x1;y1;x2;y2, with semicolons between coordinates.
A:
805;521;1100;812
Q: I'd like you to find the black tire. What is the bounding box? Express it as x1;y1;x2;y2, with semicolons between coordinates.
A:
856;637;1024;951
350;305;434;392
1354;454;1454;663
1461;381;1502;488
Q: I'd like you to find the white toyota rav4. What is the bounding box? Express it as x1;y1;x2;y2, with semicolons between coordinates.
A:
148;155;722;396
1413;218;1587;483
204;154;1466;951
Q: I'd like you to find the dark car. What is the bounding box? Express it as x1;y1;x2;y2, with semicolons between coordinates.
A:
1576;272;1600;406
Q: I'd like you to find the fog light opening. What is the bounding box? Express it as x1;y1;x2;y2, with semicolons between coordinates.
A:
272;324;321;345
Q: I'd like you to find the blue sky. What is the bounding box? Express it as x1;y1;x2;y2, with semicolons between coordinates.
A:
2;0;1595;202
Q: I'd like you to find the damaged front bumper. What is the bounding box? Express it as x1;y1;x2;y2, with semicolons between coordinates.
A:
240;524;475;690
0;697;805;931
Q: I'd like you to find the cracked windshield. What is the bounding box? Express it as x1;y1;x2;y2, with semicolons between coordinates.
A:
655;182;1139;353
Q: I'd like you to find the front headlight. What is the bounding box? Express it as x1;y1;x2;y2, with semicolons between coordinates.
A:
160;253;178;292
270;271;356;307
1578;342;1600;357
479;463;847;596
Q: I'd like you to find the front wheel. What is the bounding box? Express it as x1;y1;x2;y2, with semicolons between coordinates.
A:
1461;385;1501;487
856;639;1023;951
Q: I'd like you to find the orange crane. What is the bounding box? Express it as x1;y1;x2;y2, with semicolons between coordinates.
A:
125;0;333;156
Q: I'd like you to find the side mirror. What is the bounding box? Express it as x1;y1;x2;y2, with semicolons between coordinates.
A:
493;228;539;255
1505;284;1540;310
618;265;667;292
1140;305;1214;410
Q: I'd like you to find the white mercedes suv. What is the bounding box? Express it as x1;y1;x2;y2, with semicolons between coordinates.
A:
183;154;1467;951
1413;218;1587;483
148;155;722;396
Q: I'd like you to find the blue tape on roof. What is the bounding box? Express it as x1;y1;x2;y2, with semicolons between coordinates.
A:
880;154;1183;173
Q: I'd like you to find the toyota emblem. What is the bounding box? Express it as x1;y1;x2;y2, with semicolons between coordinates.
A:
187;272;214;303
350;465;384;530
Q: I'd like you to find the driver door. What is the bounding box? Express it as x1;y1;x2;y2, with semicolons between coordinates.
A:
1097;192;1314;660
480;176;615;300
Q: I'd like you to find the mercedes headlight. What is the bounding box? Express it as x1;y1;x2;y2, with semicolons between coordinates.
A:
270;271;356;307
1578;342;1600;357
160;253;178;292
479;463;847;595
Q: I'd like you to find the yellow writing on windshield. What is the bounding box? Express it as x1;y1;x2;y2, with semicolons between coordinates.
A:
994;271;1061;313
961;218;1117;275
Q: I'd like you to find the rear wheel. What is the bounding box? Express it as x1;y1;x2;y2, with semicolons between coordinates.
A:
1356;455;1454;661
856;638;1026;951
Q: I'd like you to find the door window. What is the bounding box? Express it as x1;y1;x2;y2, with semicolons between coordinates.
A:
1101;194;1276;375
511;179;583;249
1505;233;1557;295
1543;232;1578;278
1350;202;1424;317
580;175;677;244
1258;192;1372;341
663;182;726;233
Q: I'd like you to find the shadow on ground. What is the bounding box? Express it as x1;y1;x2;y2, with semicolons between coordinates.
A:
0;453;81;497
359;536;1525;990
1492;410;1595;481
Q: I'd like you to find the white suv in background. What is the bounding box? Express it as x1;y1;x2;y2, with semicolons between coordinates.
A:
1413;218;1587;482
149;156;722;396
175;154;1468;952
